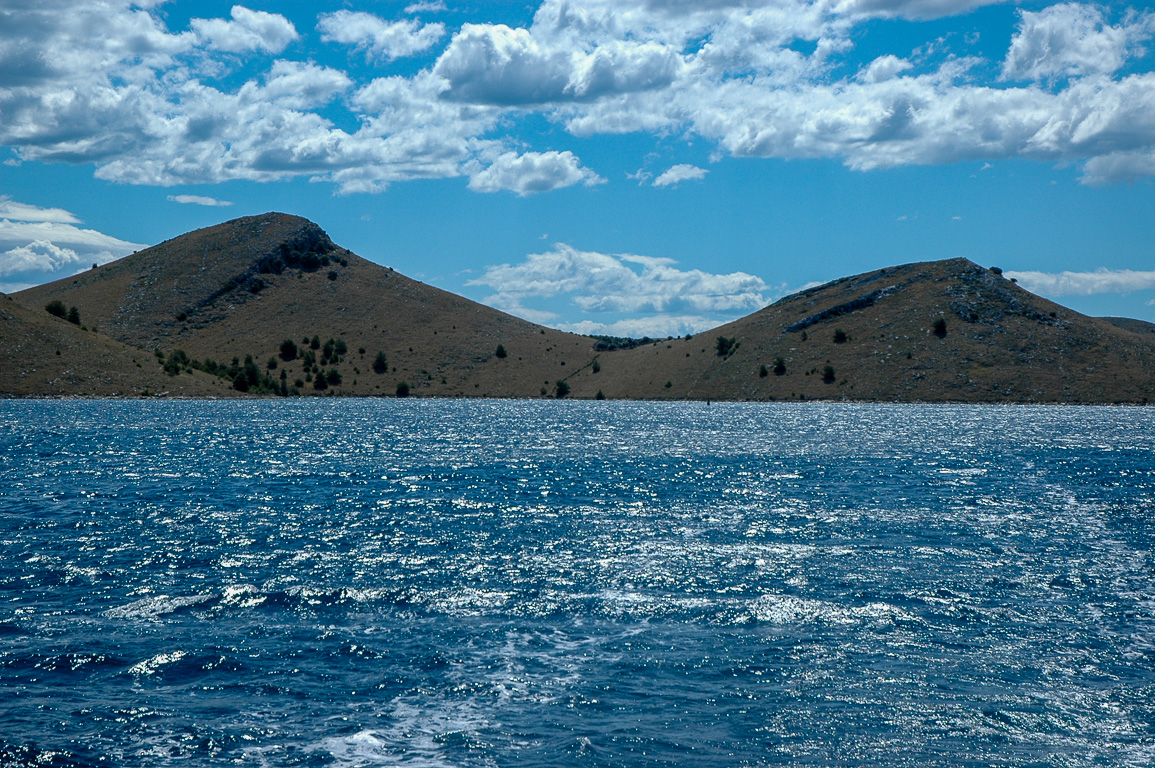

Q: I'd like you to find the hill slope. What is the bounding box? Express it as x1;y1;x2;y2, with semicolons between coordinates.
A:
16;213;598;397
562;259;1155;403
0;294;222;397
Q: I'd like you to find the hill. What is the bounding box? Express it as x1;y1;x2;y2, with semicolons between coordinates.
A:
14;213;597;398
12;215;1155;403
0;294;222;397
560;259;1155;403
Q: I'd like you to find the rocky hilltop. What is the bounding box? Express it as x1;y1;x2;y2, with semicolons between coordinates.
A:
10;214;1155;402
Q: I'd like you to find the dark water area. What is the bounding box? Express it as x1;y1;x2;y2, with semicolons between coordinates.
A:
1;400;1153;766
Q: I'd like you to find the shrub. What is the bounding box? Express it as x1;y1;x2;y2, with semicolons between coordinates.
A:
335;339;348;356
595;390;605;400
773;356;786;376
280;339;298;361
313;374;328;390
495;344;507;358
267;356;278;370
326;368;342;386
45;299;67;318
822;365;836;384
396;381;410;397
833;328;847;343
715;336;737;357
664;380;672;389
372;351;388;374
555;380;570;398
990;266;1003;275
759;364;768;378
592;359;601;373
310;335;321;350
327;270;338;281
67;306;81;325
933;317;947;338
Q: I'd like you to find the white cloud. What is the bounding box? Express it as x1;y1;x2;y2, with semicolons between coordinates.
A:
558;315;726;337
653;164;708;187
434;23;681;105
1005;268;1155;297
406;1;448;13
318;11;445;61
0;204;144;286
5;0;1155;194
166;194;232;207
191;6;298;54
1002;4;1150;82
469;243;771;322
0;197;80;224
468;151;604;195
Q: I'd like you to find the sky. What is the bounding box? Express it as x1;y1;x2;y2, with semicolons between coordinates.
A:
2;0;1155;337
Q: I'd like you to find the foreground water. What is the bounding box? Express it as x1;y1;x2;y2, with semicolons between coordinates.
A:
1;400;1153;767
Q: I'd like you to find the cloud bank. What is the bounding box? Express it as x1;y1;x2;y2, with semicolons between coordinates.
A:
2;0;1155;195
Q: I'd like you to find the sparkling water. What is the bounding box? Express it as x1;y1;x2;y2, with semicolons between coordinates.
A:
2;400;1153;766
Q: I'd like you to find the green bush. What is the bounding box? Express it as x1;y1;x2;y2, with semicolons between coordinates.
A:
759;364;768;378
310;335;321;350
280;339;298;360
822;365;836;384
833;328;848;343
715;336;737;357
595;390;605;400
45;300;66;318
555;380;570;398
267;356;278;370
326;368;342;386
372;351;388;374
396;381;410;397
495;344;507;358
933;317;947;338
67;306;81;325
335;339;348;356
773;356;786;376
592;359;601;373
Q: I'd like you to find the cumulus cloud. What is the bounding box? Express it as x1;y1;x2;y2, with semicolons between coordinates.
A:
434;23;681;105
1005;268;1155;297
1002;4;1150;82
653;164;708;187
6;0;1155;195
0;201;144;288
406;1;448;13
468;151;604;195
469;243;771;321
167;194;232;206
191;6;298;54
318;11;445;61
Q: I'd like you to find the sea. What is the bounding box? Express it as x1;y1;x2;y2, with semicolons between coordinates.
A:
1;400;1153;767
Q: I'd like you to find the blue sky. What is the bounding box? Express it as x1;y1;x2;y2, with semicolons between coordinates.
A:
3;0;1155;336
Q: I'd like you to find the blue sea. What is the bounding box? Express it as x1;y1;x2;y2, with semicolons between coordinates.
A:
2;400;1154;767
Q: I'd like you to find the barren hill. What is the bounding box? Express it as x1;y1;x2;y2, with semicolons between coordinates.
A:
12;215;1155;403
0;294;221;397
561;259;1155;403
15;213;598;398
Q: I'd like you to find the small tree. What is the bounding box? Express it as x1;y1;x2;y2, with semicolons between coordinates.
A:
495;344;507;358
592;359;601;373
555;380;570;398
66;306;81;325
280;339;298;361
45;300;66;318
933;317;947;338
396;381;410;397
595;389;605;400
833;328;848;343
759;364;769;378
326;368;342;386
715;336;737;357
310;335;321;350
372;351;388;374
267;356;278;370
822;365;836;384
773;356;786;376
